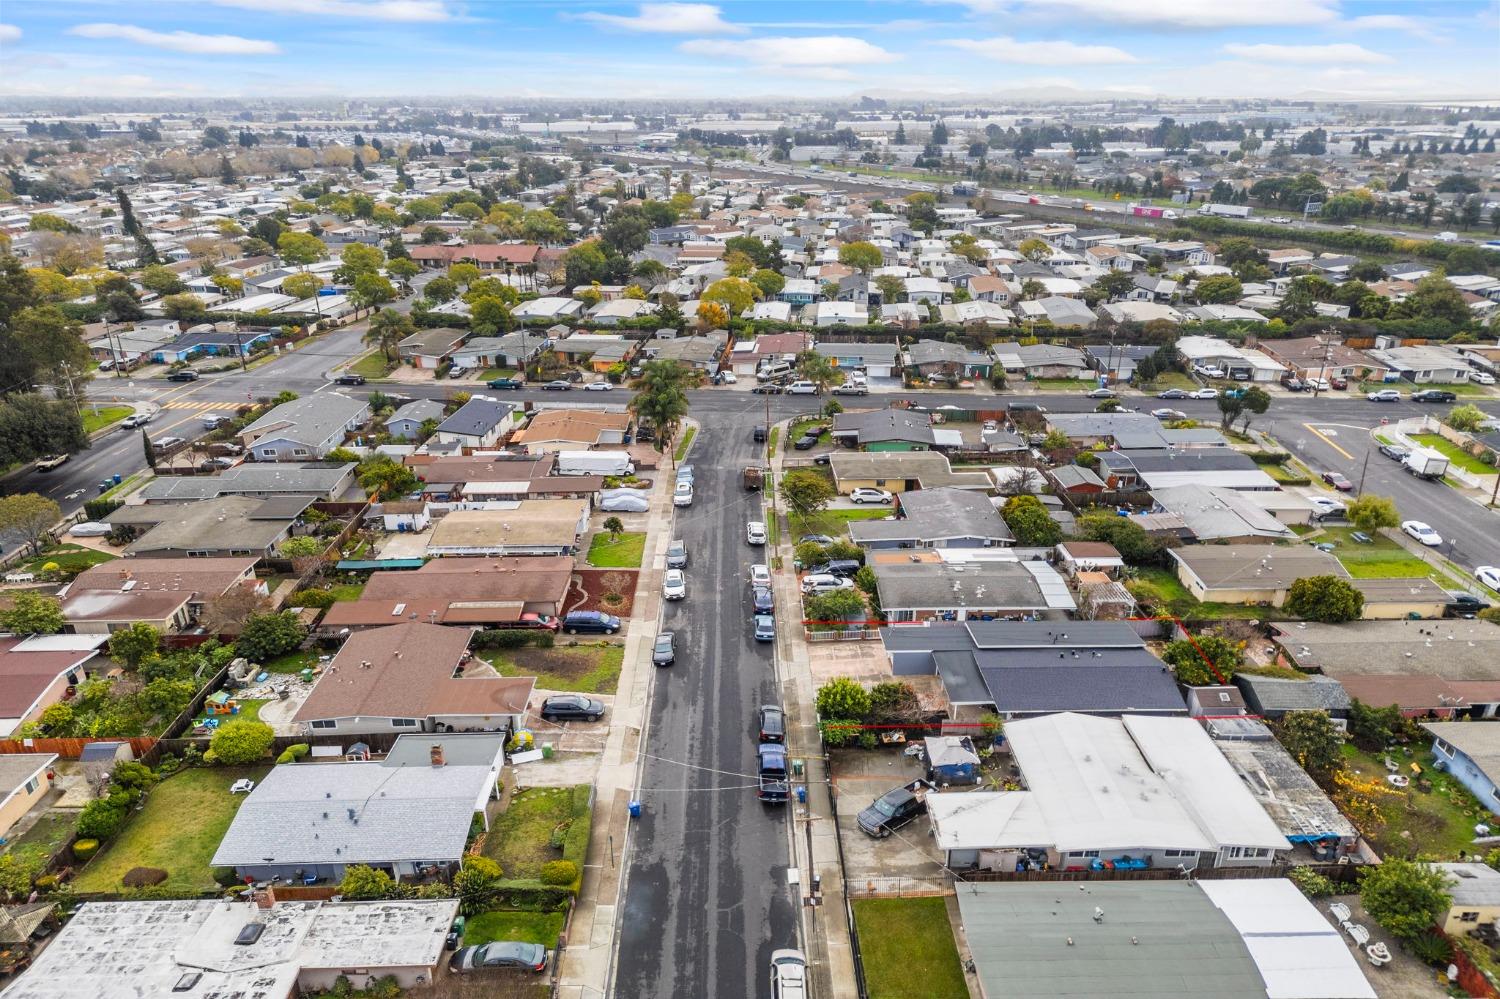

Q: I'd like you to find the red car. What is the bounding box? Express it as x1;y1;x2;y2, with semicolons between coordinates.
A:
1322;471;1354;492
514;613;561;631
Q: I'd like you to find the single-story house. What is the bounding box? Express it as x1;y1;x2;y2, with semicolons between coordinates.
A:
831;409;947;451
1434;863;1500;935
829;452;991;496
511;410;631;452
1147;485;1296;543
812;341;900;379
395;327;468;370
135;462;357;504
0;753;59;840
871;555;1069;622
1169;546;1344;607
647;330;728;371
385;399;447;441
551;334;635;371
512;297;585;322
990;341;1090;378
108;496;302;559
433;397;516;449
849;488;1013;550
450;330;548;370
904;340;993;379
0;635;104;736
1012;297;1097;328
240;393;370;461
60;557;263;635
1367;344;1473;384
425;501;588;556
1425;722;1500;816
320;556;572;630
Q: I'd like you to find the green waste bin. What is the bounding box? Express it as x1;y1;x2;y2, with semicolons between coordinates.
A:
792;759;804;777
542;744;554;759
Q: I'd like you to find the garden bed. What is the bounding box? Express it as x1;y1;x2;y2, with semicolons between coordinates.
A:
489;643;623;694
567;568;637;618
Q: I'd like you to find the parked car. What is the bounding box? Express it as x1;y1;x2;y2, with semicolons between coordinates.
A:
1156;388;1190;399
1329;376;1348;390
1412;389;1457;403
801;574;854;596
753;615;776;643
1378;443;1410;461
849;488;892;505
798;534;834;546
746;521;767;546
449;942;548;975
1150;408;1185;421
561;610;620;635
676;465;694;482
34;454;68;472
539;695;606;723
857;780;933;838
1478;566;1500;591
757;743;790;802
652;631;676;667
542;380;572;391
1403;520;1443;546
751;585;774;615
806;559;861;579
666;540;688;569
769;949;807;999
1305;378;1330;391
1367;388;1401;402
1084;387;1115;398
750;564;771;587
488;377;524;390
663;569;687;601
583;381;613;392
165;370;199;382
758;705;786;743
1282;377;1306;392
1321;471;1354;492
1446;591;1491;616
599;491;650;513
515;613;560;631
751;383;784;395
753;426;767;442
832;382;868;396
151;435;185;452
1188;388;1218;400
1472;372;1496;386
673;481;694;507
785;380;819;395
793;432;820;450
334;373;366;386
198;457;236;471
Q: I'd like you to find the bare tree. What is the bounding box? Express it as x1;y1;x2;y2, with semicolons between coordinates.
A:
200;586;272;635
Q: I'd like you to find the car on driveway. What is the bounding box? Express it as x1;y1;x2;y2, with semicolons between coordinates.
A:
1330;376;1348;390
754;615;776;642
793;432;820;450
666;540;688;568
1445;593;1491;618
449;942;548;975
752;585;774;615
663;569;687;601
857;780;932;838
562;610;620;635
165;370;199;382
1367;388;1401;402
68;522;113;537
542;380;572;391
488;377;523;390
1151;408;1186;420
540;695;606;723
333;373;365;385
1156;388;1190;399
798;534;834;546
1189;387;1218;400
652;632;676;667
1309;496;1345;519
801;574;854;596
1412;389;1456;403
1378;443;1410;461
1321;471;1354;492
1402;520;1442;546
1084;387;1115;398
1473;372;1496;386
849;487;892;505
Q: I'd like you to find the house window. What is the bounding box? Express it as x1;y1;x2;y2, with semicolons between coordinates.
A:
1163;850;1194;858
1067;850;1100;859
391;718;418;728
292;448;309;457
1461;911;1481;923
1224;846;1244;859
186;550;210;558
310;719;336;730
23;777;39;794
260;448;277;458
1435;738;1454;756
874;479;887;487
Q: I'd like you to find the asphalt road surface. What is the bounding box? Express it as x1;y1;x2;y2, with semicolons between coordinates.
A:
614;401;799;998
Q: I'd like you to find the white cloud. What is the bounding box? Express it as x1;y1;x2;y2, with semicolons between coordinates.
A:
578;3;744;34
946;36;1139;65
1343;14;1450;42
1222;42;1392;65
68;23;282;55
0;24;21;44
207;0;453;21
969;0;1339;28
681;35;899;69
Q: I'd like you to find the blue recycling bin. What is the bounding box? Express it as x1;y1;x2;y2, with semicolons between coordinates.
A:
113;474;122;485
796;786;807;804
628;800;642;819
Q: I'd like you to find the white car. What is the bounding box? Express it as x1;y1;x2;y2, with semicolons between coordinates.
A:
785;380;819;395
801;574;855;595
1473;372;1496;386
583;381;614;392
849;488;893;505
1306;378;1331;391
600;491;650;513
750;564;771;587
663;569;687;601
673;481;694;507
1476;566;1500;591
1189;388;1218;400
68;522;114;538
1402;520;1442;546
746;521;767;545
1367;389;1402;402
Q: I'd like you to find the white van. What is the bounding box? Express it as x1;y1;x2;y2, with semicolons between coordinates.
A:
757;361;793;382
786;380;819;395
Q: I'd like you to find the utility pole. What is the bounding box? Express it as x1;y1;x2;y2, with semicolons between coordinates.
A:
235;328;247;372
1355;448;1371;497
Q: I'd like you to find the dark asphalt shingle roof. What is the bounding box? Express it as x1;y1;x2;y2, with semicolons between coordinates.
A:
977;648;1187;715
1233;674;1351;713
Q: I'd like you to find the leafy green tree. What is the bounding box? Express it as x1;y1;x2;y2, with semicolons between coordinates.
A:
282;272;323;301
815;677;871;721
868;681;921;725
453;855;504;915
351;273;396;314
1448;404;1486;434
357;454;420;497
1195;274;1243;304
364;308;414;362
874;274;905;305
75;796;129;841
1286;575;1365;623
1347;700;1406;752
1017;238;1051;262
108;622;162;669
424;275;458;304
1162;633;1243;685
805;587;866;625
1094;270;1135;301
750;268;785;299
236;611;307;662
139;265;186;297
277;536;324;560
702;277;757;315
161;293;207;322
276;230;327;268
1347;494;1399;535
1001;495;1062;547
0;493;61;555
837;241;882;273
780;468;836;518
795;350;840;394
603;516;624;539
209;719;275;765
1361;859;1452;944
0;592;64;635
1275;710;1343;784
340;865;402;900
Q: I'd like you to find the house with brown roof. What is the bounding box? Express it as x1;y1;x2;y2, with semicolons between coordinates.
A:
511;410;632;453
1258;337;1379;382
292;622;534;737
396;327;468;370
408;243;541;271
408;455;604;503
320;557;572;631
0;636;105;737
60;556;264;634
426;501;589;557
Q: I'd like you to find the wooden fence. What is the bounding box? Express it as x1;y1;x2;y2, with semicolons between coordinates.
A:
0;736;156;760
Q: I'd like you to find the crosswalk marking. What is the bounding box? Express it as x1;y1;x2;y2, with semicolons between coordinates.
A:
159;400;236;411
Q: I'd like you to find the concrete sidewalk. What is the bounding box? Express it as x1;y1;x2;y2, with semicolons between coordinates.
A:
555;423;687;999
769;420;861;999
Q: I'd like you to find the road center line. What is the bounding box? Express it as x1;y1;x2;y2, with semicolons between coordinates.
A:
1303;423;1355;461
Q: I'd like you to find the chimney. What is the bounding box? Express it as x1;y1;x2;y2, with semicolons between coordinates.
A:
430;743;445;767
255;884;277;909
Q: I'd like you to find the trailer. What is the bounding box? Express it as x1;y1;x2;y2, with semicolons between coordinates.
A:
1402;447;1450;481
555;450;635;477
1129;204;1180;220
1198;203;1253;219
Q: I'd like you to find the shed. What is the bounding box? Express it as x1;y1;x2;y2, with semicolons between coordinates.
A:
922;736;981;786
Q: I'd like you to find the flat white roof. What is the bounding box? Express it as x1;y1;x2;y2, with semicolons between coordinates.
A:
1198;880;1377;999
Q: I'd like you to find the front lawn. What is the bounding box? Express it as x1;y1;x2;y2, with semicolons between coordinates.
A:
1410;434;1495;475
81;405;133;435
789;508;891;538
73;767;268;894
479;367;519;381
347;351;397;380
586;532;645;568
1141;371;1198;392
1317;527;1443;579
464;910;566;949
851;897;968;999
18;544;117;575
481;785;591;883
1340;744;1488;861
488;643;623;694
1030;377;1097;392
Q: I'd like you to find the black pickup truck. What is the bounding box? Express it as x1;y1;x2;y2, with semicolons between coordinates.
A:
857;779;935;838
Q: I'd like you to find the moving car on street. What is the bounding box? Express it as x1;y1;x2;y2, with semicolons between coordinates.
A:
542;380;572;391
1367;388;1401;402
1084;387;1115;398
333;373;365;385
166;370;199;382
1377;443;1410;461
1156;388;1189;399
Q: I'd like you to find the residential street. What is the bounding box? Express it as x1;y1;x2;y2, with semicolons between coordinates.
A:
614;408;800;998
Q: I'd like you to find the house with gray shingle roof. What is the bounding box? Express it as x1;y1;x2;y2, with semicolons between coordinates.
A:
434;397;516;448
239;393;369;461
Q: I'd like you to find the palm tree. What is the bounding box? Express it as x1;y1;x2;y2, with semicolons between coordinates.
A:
628;360;693;458
365;308;414;363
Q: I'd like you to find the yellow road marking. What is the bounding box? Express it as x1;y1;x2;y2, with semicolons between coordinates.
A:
1303;423;1354;461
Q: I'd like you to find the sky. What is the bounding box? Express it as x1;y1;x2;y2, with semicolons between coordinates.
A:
0;0;1495;102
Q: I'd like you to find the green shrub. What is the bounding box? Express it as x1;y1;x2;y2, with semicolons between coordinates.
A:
548;822;570;850
71;838;100;862
289;589;337;609
820;719;859;748
492;878;574;911
210;719;275;765
473;629;550;649
857;731;878;750
84;498;123;521
1287;866;1336;898
540;860;578;886
212;866;241;888
275;742;311;764
1406;931;1453;967
76;797;129;840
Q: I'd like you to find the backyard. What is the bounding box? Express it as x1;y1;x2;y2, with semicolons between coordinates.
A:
1340;743;1488;861
1410;433;1495;475
480;785;591;883
586;532;645;568
81;405;133;435
17;544;117;576
72;766;268;894
1124;567;1283;621
463;909;566;949
261;648;326;674
487;643;623;694
2;812;75;871
851;897;968;999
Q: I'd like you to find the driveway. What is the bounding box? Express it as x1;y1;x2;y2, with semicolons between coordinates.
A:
830;749;947;891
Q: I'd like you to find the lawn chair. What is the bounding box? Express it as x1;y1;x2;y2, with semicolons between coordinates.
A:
1329;902;1351;923
1344;922;1371;948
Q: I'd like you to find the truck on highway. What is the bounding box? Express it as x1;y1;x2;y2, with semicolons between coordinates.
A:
555;451;635;477
1129;204;1180;220
1198;203;1253;219
1402;446;1450;481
